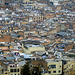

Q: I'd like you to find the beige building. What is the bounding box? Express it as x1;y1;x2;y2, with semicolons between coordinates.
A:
23;0;35;4
3;64;21;75
73;22;75;31
63;60;75;75
3;71;9;75
22;41;45;54
44;59;62;75
33;16;44;23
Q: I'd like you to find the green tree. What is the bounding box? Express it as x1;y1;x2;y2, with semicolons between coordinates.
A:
21;62;41;75
21;62;30;75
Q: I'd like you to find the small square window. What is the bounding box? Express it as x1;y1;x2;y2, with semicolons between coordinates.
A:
58;70;61;73
50;65;56;68
14;69;16;72
48;71;51;74
18;69;19;72
5;72;7;74
10;69;13;72
10;65;12;67
53;71;56;73
60;66;61;67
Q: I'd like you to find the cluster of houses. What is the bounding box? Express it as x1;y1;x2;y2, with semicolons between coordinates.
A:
0;0;75;75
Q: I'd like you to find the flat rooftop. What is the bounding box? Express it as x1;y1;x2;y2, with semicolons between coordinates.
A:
25;44;41;48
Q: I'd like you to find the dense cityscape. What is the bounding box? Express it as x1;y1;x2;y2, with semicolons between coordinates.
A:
0;0;75;75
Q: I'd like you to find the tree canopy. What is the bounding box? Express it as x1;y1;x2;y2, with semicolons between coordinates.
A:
21;62;41;75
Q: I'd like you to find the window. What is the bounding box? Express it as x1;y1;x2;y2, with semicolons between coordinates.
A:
14;69;16;72
53;71;56;73
48;71;51;74
10;69;13;72
33;58;35;60
60;66;61;67
17;69;19;72
58;70;61;73
10;65;12;67
45;71;47;73
50;65;56;68
5;73;7;74
13;65;15;67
